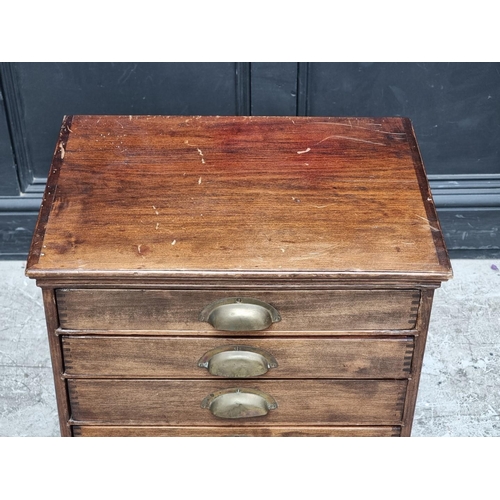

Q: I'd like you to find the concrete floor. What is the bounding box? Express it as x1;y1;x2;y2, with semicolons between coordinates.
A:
0;259;498;437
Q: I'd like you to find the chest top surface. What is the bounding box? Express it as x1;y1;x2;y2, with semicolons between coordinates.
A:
26;115;452;283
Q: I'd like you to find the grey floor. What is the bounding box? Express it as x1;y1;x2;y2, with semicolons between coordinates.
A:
0;259;498;437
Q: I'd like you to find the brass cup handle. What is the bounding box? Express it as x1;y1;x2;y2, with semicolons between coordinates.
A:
198;345;278;378
201;388;278;419
199;297;281;331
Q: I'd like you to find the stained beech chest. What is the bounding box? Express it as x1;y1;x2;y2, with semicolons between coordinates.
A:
26;115;452;437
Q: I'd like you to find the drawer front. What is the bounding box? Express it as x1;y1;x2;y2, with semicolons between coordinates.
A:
68;379;407;425
62;336;414;379
72;425;401;437
57;289;420;332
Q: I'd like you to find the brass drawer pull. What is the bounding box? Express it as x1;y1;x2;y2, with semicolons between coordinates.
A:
199;297;281;331
201;388;278;419
198;345;278;378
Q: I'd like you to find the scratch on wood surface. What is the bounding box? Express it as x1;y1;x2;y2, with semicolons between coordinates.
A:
289;245;337;261
129;115;132;121
171;239;176;245
156;223;160;230
415;214;440;232
297;148;311;154
315;122;405;136
316;135;385;146
59;144;65;159
415;215;429;223
198;177;202;185
197;148;206;164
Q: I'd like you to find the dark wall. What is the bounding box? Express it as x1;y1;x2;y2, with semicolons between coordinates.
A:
1;62;499;258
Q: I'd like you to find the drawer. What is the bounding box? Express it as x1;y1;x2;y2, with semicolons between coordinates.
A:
68;379;407;425
56;289;420;332
62;336;414;379
72;426;402;437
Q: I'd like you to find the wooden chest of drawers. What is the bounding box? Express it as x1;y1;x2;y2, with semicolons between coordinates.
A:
26;115;452;437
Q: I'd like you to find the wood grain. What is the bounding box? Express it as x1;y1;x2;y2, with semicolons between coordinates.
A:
62;335;414;379
56;288;420;331
25;115;452;283
401;288;434;436
72;425;401;437
42;288;71;437
68;379;407;425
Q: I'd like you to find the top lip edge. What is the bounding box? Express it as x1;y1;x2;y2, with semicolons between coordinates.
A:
25;267;453;281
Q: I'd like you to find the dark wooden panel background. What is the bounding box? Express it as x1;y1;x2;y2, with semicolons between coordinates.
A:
1;62;498;258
